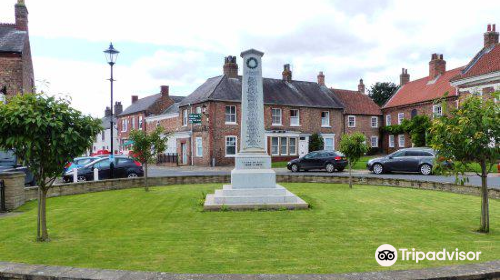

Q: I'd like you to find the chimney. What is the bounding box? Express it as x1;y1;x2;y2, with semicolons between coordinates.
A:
223;56;238;78
282;64;292;82
15;0;28;32
358;78;365;94
104;107;111;117
161;85;169;98
400;68;410;86
131;95;139;104
114;102;123;115
429;53;446;79
317;71;325;86
484;23;499;49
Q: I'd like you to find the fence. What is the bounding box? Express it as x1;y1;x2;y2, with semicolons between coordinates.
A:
157;153;178;165
0;180;5;212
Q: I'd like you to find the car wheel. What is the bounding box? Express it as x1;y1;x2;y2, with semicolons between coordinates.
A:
128;172;139;178
373;163;384;174
77;175;87;182
420;164;432;175
325;163;335;173
291;164;299;173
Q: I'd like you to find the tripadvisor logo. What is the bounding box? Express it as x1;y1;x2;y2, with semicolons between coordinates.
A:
375;244;482;267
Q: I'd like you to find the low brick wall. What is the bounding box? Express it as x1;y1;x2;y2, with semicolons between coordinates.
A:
22;174;500;203
0;172;25;210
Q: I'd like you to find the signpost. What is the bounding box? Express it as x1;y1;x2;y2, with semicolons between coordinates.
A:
188;113;201;124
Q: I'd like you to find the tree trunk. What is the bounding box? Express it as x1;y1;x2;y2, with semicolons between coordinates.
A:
37;187;49;242
479;160;489;233
348;160;353;189
144;162;149;192
36;187;41;240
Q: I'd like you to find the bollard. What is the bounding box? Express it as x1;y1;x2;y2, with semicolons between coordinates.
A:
73;168;78;183
93;168;99;181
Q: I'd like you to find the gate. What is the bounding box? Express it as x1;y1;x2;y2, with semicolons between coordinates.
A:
157;153;179;165
0;180;6;212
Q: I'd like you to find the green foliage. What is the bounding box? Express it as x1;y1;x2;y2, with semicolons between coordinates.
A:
339;133;369;166
308;133;324;152
129;127;168;165
380;115;432;147
368;82;398;106
0;93;101;186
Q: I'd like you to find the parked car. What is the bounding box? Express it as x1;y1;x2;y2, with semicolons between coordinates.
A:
367;147;436;175
0;150;36;186
287;150;348;173
64;156;100;173
63;156;143;182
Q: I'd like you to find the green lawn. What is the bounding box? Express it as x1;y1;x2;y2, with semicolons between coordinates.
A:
0;183;499;274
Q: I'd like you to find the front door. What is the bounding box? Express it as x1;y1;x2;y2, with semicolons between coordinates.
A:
299;139;308;158
181;143;188;165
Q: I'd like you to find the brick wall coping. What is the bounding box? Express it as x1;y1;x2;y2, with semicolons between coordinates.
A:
1;260;499;280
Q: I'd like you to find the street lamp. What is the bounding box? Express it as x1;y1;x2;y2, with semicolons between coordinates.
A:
104;42;119;179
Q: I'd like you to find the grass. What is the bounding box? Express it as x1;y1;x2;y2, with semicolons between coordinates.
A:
0;183;499;274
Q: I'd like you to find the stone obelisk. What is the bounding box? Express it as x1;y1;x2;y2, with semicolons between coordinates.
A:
204;49;308;210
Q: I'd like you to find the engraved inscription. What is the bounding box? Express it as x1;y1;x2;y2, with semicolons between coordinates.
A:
245;75;261;148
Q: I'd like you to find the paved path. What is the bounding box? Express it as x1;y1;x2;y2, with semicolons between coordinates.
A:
148;166;500;189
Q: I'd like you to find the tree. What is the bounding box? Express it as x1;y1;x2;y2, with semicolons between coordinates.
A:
429;92;499;233
129;126;168;191
339;133;369;188
401;115;432;147
0;93;101;241
368;82;398;106
309;133;324;152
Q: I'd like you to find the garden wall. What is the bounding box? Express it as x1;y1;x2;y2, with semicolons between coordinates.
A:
21;174;500;203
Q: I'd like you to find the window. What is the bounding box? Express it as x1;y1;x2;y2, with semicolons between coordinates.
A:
290;109;300;126
386;115;391;126
371;136;378;148
121;119;128;132
371;116;378;128
411;109;418;119
195;137;203;157
271;137;279;155
321;111;330;127
398;113;404;125
271;108;282;125
195;107;202;125
324;137;334;151
389;135;395;148
182;109;188;126
131;117;136;130
101;132;105;141
398;134;405;147
225;105;237;124
225;136;237;156
433;105;442;117
139;116;143;129
348;115;356;127
280;137;288;155
289;138;297;155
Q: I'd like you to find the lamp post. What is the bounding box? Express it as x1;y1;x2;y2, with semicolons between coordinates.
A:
104;43;119;179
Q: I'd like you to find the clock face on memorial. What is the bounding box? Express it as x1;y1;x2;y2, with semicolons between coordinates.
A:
246;57;258;69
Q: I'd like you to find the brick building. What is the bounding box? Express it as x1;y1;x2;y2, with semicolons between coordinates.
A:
117;85;184;153
0;0;34;100
331;78;382;151
91;102;123;155
451;24;500;98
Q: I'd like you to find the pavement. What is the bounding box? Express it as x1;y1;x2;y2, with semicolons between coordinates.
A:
148;165;500;189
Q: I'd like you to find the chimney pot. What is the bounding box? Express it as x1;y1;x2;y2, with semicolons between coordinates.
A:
161;85;169;97
484;23;499;48
494;24;496;32
282;64;292;82
223;55;238;78
132;95;139;104
358;78;365;94
114;101;123;116
317;71;325;86
488;24;492;32
400;68;410;86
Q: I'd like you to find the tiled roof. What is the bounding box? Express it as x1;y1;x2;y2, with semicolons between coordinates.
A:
119;94;185;116
0;25;27;53
179;75;344;109
100;115;117;130
383;67;463;109
451;44;500;82
331;89;382;115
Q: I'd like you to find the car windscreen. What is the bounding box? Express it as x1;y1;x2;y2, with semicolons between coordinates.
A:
76;158;96;166
0;150;16;166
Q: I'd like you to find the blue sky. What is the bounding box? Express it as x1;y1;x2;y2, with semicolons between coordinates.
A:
1;0;499;117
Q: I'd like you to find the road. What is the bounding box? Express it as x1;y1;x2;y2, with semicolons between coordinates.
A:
148;166;500;189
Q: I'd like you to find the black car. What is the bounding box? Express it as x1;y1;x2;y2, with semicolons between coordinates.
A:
287;150;348;173
367;148;436;175
63;157;144;182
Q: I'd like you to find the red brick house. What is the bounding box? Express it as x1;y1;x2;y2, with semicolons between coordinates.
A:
451;24;499;99
168;57;345;166
331;79;382;151
117;85;184;153
0;0;34;99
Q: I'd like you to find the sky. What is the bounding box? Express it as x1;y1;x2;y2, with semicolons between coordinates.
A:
0;0;499;117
